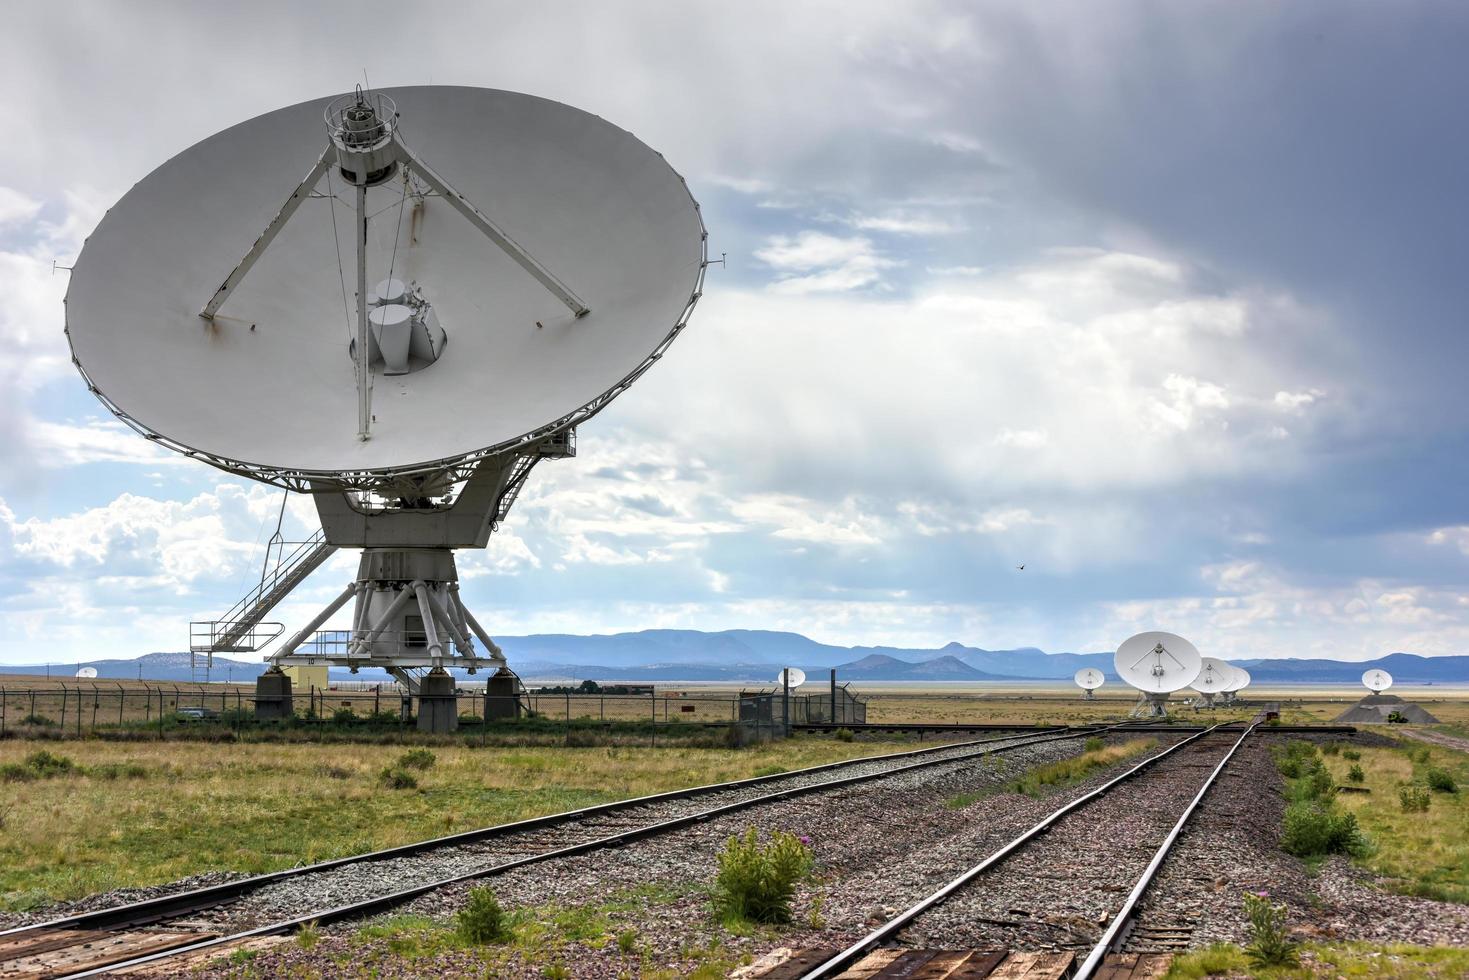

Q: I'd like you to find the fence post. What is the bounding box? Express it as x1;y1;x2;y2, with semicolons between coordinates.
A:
1;687;6;736
60;684;68;732
650;688;656;748
158;687;165;739
565;689;571;747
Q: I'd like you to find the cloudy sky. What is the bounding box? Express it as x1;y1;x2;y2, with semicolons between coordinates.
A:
2;1;1468;665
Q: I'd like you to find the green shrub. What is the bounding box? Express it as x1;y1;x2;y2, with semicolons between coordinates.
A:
23;750;74;777
296;921;320;949
1322;741;1341;756
1305;766;1334;799
1426;768;1458;793
1347;764;1365;783
1407;746;1431;764
20;714;55;727
1275;741;1318;779
89;762;149;780
396;748;436;771
1280;801;1367;857
616;929;637;954
1084;736;1105;753
1399;785;1431;812
331;708;358;726
832;728;854;743
714;828;814;924
1342;748;1361;761
455;886;510;944
0;763;35;782
1242;892;1299;968
378;766;418;790
752;765;787;778
1387;711;1408;724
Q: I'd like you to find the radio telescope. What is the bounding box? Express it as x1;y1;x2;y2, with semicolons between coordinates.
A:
1191;657;1235;706
75;667;98;679
1114;631;1202;718
776;668;807;689
65;86;708;731
1363;669;1393;694
1074;667;1104;700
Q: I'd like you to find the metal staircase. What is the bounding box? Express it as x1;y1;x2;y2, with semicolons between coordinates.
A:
191;529;337;660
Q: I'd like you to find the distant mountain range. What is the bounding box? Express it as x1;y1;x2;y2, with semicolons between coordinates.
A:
1;631;1466;685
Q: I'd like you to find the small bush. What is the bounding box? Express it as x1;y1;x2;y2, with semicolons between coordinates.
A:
714;828;814;924
1399;785;1431;812
1426;768;1458;793
1342;748;1362;761
1407;746;1431;764
1347;764;1365;783
89;762;149;780
1275;741;1318;779
1280;801;1367;857
1322;741;1341;756
1305;766;1334;799
20;714;55;727
455;886;510;944
0;763;35;782
832;728;854;743
1242;892;1299;968
616;928;637;954
752;765;787;778
1084;736;1105;753
397;748;436;771
378;766;418;790
1387;711;1408;724
331;708;358;726
24;750;75;777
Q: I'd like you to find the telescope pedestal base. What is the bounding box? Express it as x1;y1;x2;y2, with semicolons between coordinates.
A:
417;668;459;733
254;667;294;720
1130;693;1172;719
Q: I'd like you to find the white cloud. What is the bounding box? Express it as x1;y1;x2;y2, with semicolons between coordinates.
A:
848;211;963;235
754;231;899;293
731;494;884;546
0;186;42;228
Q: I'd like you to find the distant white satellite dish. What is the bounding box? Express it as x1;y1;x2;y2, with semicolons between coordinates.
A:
1074;667;1104;699
1363;669;1392;694
1115;631;1202;718
1192;657;1235;705
75;666;98;679
776;667;807;689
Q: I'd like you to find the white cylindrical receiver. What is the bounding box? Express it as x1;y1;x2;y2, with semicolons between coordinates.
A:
369;303;414;375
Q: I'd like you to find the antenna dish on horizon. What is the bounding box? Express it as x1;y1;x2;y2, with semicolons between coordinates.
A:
1363;669;1393;694
776;667;807;689
1074;667;1104;699
75;666;98;679
1115;631;1202;718
1191;656;1235;705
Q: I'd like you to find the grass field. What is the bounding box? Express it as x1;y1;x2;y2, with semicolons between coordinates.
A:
0;735;922;911
1164;942;1469;978
1316;736;1469;903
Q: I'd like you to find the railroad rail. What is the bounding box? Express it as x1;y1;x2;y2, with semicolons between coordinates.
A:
795;721;1351;735
0;724;1132;978
788;722;1257;980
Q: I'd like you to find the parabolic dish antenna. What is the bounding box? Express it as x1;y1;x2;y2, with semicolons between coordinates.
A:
776;668;807;689
1363;669;1392;694
65;85;709;735
75;667;98;679
65;86;706;486
1115;631;1202;718
1192;657;1235;704
1074;667;1104;699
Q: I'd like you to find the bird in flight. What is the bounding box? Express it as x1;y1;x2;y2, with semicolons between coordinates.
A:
1016;564;1025;571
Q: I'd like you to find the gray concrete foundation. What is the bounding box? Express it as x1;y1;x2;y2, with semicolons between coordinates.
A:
254;668;294;720
417;669;459;733
485;667;522;720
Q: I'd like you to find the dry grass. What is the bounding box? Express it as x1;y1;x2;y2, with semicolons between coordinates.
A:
0;735;919;909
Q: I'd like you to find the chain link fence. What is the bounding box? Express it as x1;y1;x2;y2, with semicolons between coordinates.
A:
0;681;867;744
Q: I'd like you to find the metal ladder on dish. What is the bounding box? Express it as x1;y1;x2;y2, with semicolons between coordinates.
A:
190;528;338;663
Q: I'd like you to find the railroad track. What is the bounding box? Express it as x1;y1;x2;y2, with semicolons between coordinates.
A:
0;724;1131;978
768;722;1256;980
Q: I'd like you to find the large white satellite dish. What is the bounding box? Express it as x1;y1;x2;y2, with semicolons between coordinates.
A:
1363;669;1392;694
776;667;807;689
1191;657;1235;705
1114;631;1202;717
1074;667;1104;700
75;667;98;679
65;86;708;732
